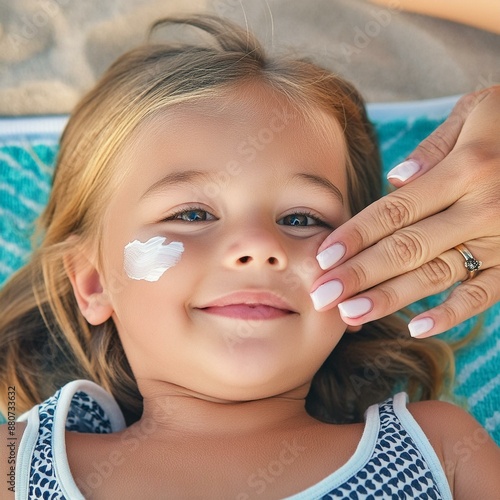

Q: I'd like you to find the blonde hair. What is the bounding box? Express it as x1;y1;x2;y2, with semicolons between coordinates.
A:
0;15;454;424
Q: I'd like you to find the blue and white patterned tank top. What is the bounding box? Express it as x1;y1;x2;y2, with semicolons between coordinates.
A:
15;380;452;499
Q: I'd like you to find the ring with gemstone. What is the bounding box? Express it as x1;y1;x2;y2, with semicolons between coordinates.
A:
454;244;483;281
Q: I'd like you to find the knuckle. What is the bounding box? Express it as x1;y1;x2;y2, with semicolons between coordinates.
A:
347;223;372;252
383;231;425;270
461;282;492;309
377;197;412;231
438;302;461;326
456;86;499;114
442;281;492;325
457;141;499;170
418;258;454;287
454;92;482;115
478;179;500;216
347;261;370;289
418;127;455;161
376;285;400;311
454;149;500;216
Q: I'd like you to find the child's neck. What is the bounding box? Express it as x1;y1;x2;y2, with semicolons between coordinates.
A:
137;379;315;439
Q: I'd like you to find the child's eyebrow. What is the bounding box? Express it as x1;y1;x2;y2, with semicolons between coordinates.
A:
293;173;344;205
140;169;213;200
140;169;344;205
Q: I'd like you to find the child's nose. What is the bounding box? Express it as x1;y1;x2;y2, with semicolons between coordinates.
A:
224;229;288;271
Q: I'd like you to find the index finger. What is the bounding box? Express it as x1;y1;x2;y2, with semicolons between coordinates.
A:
316;165;462;270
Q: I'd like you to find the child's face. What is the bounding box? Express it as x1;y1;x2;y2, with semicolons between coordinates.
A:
99;83;351;401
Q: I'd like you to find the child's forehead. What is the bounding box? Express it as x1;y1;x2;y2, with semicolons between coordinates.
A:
110;81;347;196
134;82;342;139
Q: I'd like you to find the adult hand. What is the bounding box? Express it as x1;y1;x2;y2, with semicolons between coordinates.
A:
310;86;500;338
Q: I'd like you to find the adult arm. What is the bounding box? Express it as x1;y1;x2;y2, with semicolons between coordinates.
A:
311;86;500;337
369;0;500;34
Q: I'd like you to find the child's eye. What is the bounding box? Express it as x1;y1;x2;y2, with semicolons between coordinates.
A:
277;212;329;227
164;208;217;222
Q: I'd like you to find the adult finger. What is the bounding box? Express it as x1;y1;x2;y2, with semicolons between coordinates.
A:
312;193;498;309
316;87;499;269
316;127;499;274
407;266;500;338
312;87;500;320
315;158;466;274
331;239;499;329
386;87;493;187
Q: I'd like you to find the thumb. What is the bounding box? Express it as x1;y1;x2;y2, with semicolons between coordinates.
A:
386;88;492;188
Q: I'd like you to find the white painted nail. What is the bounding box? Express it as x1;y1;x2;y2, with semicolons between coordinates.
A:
338;297;373;318
386;159;421;182
316;243;346;270
310;280;343;310
408;317;434;338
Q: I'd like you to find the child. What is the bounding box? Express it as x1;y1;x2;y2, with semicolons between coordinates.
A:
1;14;499;499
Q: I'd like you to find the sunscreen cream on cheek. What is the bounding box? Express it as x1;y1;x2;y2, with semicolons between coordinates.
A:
123;236;184;282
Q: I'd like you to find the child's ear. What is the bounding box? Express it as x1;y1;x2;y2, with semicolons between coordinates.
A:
63;240;113;326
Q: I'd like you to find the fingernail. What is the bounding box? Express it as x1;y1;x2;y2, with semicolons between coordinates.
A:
408;317;434;338
386;159;421;182
316;243;346;270
338;297;373;318
310;280;343;310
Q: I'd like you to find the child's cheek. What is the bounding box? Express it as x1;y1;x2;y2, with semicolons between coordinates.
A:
284;248;324;293
123;236;184;282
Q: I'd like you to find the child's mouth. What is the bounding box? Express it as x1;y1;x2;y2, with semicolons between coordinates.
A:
200;304;294;320
197;291;297;320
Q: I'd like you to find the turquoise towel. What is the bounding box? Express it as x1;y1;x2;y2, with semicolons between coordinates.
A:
1;113;499;445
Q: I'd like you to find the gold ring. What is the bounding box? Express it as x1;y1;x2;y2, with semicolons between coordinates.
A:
454;244;482;281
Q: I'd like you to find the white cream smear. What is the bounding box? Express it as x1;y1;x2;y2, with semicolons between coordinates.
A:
124;236;184;282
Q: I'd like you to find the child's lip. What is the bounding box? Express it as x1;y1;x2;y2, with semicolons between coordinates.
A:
200;304;294;320
196;291;298;319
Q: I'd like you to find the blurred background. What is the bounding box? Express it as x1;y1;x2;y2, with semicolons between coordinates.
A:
1;0;499;114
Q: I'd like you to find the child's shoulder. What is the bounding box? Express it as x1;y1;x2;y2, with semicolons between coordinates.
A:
406;398;489;448
406;399;500;498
